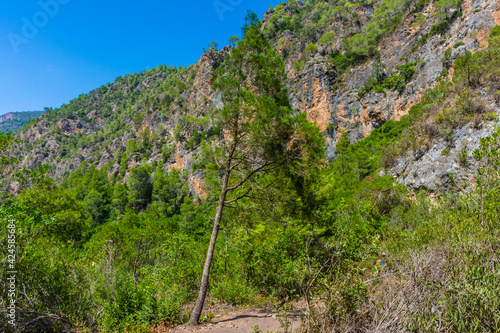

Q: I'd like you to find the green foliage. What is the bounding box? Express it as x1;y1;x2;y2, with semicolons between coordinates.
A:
473;127;500;225
101;276;151;332
101;275;188;333
173;125;182;141
435;0;461;19
0;201;92;332
128;165;153;210
293;60;306;72
442;249;500;332
489;25;500;45
203;41;219;53
318;31;335;46
444;47;452;60
454;50;490;88
305;43;318;55
343;0;413;63
84;189;106;224
0;132;21;186
112;182;129;216
211;273;258;305
152;165;186;216
416;0;430;11
228;36;240;47
19;181;92;243
5;9;500;333
358;60;416;98
126;139;137;156
332;5;345;17
411;13;426;27
429;19;449;37
120;151;129;176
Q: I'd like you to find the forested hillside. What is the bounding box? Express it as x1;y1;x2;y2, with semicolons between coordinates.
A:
1;0;500;332
0;111;43;134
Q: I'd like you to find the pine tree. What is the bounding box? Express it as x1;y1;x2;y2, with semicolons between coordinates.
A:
187;19;324;326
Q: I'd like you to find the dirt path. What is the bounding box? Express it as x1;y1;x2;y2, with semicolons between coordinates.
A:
154;305;303;333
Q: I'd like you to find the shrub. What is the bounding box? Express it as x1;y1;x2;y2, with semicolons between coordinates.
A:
429;20;449;37
173;125;182;141
458;145;468;166
319;31;335;45
305;43;318;55
211;274;259;305
444;47;452;60
358;61;416;98
293;60;306;72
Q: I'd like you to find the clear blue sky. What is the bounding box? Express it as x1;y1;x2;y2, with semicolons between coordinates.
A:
0;0;281;115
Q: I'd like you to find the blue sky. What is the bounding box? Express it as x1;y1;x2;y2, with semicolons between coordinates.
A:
0;0;281;115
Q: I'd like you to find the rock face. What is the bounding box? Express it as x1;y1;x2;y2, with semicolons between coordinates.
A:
282;0;499;162
8;0;500;193
0;113;15;122
391;118;500;192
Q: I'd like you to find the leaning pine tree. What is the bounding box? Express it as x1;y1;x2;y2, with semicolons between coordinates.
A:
187;16;324;326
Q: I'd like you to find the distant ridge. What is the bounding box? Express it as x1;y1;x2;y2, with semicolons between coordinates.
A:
0;111;44;133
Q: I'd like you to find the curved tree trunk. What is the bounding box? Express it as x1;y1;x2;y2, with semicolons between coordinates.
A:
187;161;231;326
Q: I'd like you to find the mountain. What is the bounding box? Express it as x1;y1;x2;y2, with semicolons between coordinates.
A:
10;0;499;193
0;111;43;134
2;1;500;332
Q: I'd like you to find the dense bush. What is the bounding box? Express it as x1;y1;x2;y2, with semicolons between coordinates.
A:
358;58;416;98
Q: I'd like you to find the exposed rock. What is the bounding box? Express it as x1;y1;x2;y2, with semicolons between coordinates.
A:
8;0;500;195
390;116;500;192
0;113;15;122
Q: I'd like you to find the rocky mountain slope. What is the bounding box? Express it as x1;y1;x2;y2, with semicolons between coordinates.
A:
0;111;43;134
9;0;500;193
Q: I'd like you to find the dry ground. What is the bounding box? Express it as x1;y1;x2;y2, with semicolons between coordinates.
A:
151;304;303;333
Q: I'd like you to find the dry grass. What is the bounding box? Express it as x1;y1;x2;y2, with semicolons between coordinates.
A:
300;248;453;333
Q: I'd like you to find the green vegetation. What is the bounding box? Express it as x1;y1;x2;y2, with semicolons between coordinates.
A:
358;54;416;98
0;111;43;133
187;21;324;325
2;5;500;333
262;0;420;76
435;0;461;20
293;59;306;72
318;31;335;46
304;42;318;55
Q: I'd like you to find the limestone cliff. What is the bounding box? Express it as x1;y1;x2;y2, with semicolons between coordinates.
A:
8;0;500;194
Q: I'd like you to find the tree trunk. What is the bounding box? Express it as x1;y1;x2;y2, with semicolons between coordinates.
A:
188;160;231;326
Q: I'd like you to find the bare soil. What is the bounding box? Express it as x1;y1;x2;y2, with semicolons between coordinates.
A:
152;304;303;333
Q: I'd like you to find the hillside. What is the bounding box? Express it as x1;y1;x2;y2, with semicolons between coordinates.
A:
1;0;500;332
0;111;43;134
7;0;499;193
